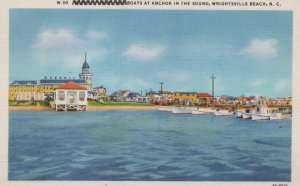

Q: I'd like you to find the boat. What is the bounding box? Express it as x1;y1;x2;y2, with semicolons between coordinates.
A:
251;106;277;121
171;107;193;114
242;113;252;119
242;109;255;119
251;114;270;120
214;110;234;116
199;107;216;114
191;109;206;115
158;107;172;112
269;113;292;120
236;111;243;118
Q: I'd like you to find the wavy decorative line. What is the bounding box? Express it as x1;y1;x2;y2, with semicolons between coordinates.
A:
72;0;127;5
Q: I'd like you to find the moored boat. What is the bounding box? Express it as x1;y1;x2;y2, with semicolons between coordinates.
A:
214;110;234;116
251;105;277;121
251;114;270;120
242;109;256;119
191;109;206;115
236;111;243;118
171;107;193;114
242;113;252;119
269;113;292;120
199;107;216;114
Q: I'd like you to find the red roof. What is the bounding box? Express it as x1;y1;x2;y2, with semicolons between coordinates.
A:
120;90;130;95
160;90;173;94
197;93;212;97
55;82;87;90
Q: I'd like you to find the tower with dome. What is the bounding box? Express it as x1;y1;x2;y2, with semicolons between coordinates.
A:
79;52;93;91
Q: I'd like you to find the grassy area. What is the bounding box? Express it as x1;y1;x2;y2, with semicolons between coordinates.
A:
9;100;50;106
88;101;155;106
9;101;38;106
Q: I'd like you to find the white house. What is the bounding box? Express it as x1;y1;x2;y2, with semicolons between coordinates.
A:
54;82;88;111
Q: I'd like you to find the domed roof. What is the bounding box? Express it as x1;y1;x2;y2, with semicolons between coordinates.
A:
82;52;90;69
82;60;90;69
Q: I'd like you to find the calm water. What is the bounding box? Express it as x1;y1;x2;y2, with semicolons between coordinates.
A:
9;111;291;181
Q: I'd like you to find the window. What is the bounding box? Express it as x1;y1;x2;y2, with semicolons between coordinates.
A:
79;92;85;101
67;91;76;103
58;91;65;101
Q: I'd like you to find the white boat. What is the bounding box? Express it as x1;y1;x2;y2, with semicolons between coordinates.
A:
242;113;252;119
191;109;206;115
158;107;172;112
251;106;277;121
251;114;270;120
242;109;256;119
269;113;292;120
214;110;234;116
171;107;193;114
236;111;243;118
199;107;216;114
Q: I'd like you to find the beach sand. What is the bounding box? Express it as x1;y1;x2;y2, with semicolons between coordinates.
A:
9;106;51;111
9;105;164;111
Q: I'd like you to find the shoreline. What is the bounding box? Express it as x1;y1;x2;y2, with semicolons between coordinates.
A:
9;105;165;111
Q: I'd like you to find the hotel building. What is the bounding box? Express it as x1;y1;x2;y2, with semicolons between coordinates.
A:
9;53;93;101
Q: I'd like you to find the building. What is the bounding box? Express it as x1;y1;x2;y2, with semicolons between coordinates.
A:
127;92;141;102
137;96;150;103
9;53;94;101
39;77;87;98
119;90;131;101
9;81;43;101
88;85;107;101
159;90;173;97
146;90;160;103
93;85;107;99
54;82;88;111
109;90;131;102
109;91;121;101
79;52;93;91
196;93;213;105
172;92;198;105
158;90;173;105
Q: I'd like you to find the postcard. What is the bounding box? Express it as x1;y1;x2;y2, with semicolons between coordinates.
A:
0;0;300;186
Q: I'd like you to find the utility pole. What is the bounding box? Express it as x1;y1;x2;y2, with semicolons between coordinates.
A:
210;74;216;105
160;82;164;94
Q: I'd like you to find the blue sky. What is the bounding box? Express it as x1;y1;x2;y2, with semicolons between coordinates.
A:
10;9;292;97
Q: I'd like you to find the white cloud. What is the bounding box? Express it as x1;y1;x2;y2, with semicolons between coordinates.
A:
239;39;278;59
32;28;107;69
251;79;265;86
122;43;166;61
157;71;190;82
33;29;81;50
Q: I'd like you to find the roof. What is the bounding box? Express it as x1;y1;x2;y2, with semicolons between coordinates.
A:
159;90;173;94
55;82;87;90
128;92;140;97
82;61;90;69
120;90;130;95
10;81;37;86
174;92;197;94
40;79;86;84
146;91;159;95
110;91;120;97
197;93;212;97
93;85;105;90
227;96;237;100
